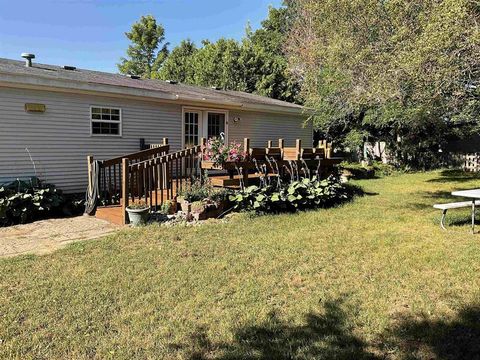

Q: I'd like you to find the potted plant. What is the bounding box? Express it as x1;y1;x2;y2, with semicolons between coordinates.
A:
126;201;150;226
159;200;176;215
176;176;212;212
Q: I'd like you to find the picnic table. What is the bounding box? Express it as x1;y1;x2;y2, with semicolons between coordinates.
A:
451;189;480;233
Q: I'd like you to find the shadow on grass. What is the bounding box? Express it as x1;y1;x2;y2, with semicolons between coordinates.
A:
379;305;480;360
427;169;480;184
184;300;378;360
405;190;458;211
177;300;480;360
343;183;379;198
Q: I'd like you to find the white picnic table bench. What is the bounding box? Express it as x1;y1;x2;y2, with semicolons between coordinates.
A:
433;189;480;233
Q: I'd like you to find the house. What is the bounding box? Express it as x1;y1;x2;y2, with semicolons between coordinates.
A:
0;55;311;193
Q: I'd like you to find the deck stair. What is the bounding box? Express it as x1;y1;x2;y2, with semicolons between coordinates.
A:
209;173;278;188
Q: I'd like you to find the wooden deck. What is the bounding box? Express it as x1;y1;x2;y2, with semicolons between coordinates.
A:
96;185;181;225
91;138;341;225
96;205;124;225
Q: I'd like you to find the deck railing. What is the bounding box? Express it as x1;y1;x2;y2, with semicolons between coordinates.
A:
89;137;336;224
87;138;170;206
121;144;203;224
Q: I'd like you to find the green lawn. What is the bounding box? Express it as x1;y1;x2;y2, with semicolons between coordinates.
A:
2;170;480;359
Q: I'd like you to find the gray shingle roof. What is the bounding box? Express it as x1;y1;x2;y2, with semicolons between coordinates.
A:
0;58;303;113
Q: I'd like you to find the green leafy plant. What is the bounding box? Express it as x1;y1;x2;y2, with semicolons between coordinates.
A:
177;176;213;203
229;175;352;213
0;178;65;226
127;201;149;210
340;161;396;179
158;200;176;215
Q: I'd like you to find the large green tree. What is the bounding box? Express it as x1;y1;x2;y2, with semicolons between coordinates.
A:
287;0;480;168
156;39;197;83
118;15;169;78
242;5;301;103
156;5;301;103
191;39;247;91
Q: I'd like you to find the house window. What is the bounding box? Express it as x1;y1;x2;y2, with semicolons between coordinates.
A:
91;107;121;136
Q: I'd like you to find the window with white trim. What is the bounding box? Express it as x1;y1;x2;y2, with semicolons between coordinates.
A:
91;107;121;135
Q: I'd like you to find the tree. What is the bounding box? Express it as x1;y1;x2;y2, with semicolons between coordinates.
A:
156;39;197;83
192;38;247;91
155;4;301;103
242;5;301;103
118;15;169;78
286;0;480;168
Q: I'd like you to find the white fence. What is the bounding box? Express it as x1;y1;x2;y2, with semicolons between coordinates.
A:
454;153;480;172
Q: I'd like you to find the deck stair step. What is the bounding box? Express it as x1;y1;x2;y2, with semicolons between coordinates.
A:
95;205;123;225
209;173;278;188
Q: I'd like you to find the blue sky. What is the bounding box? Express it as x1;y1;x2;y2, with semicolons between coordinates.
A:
0;0;282;73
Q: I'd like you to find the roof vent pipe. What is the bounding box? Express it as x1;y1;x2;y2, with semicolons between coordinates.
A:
21;53;35;67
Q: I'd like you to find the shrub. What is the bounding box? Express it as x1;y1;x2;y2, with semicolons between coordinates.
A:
177;176;213;203
0;178;65;226
340;161;396;179
158;200;176;215
229;175;352;213
177;175;233;205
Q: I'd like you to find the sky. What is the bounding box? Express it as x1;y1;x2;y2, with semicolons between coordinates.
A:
0;0;282;73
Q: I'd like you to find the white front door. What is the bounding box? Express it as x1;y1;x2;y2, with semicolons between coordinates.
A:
183;109;228;148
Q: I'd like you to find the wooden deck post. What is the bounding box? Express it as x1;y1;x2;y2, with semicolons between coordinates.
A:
121;158;129;225
278;139;284;160
326;142;332;158
244;138;250;155
296;139;302;160
87;156;93;194
267;140;272;148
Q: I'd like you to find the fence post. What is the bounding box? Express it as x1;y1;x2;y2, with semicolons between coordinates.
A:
163;137;168;145
267;140;272;148
121;158;129;225
87;156;93;194
296;139;302;160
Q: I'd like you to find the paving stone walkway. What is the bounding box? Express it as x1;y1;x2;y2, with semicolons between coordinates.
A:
0;216;119;258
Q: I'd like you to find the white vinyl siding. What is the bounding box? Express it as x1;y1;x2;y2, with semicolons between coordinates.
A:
0;87;182;193
228;110;312;148
0;87;311;193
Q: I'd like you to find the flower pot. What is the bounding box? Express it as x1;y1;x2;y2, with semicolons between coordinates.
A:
126;206;150;226
176;198;190;212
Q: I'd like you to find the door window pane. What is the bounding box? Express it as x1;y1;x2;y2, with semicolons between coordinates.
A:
184;112;199;147
207;113;225;139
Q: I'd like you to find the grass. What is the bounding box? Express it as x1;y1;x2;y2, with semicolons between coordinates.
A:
2;170;480;359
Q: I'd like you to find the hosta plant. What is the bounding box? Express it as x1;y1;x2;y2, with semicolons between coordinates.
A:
229;175;351;213
0;178;64;226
